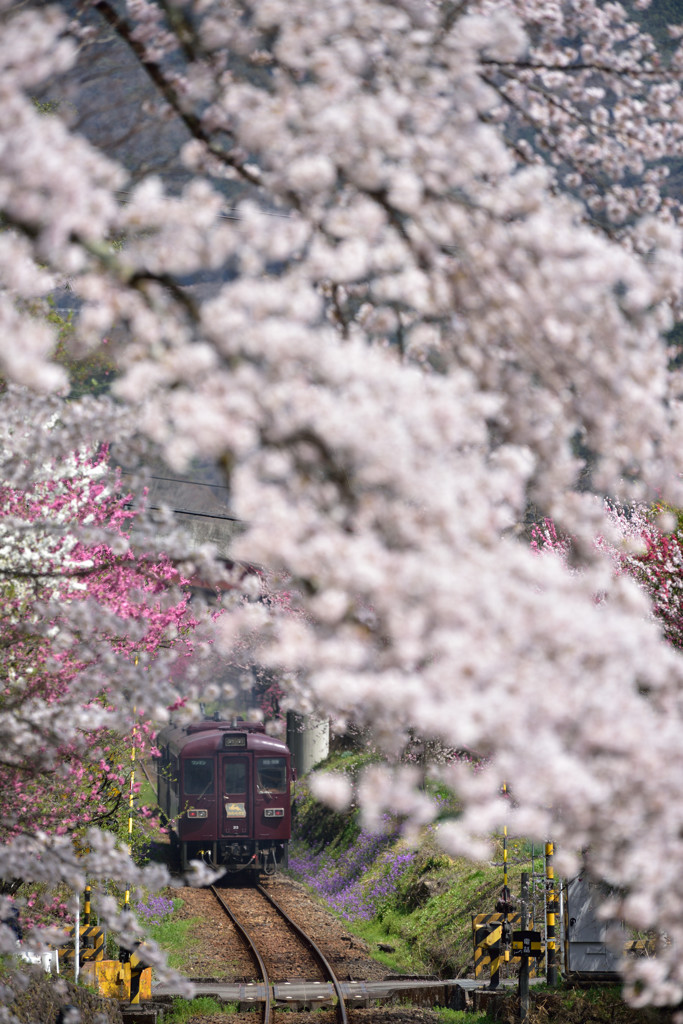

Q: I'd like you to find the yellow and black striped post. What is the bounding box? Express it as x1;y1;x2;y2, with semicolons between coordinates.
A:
545;841;559;986
490;933;501;990
84;885;91;925
503;788;508;885
473;914;503;987
124;737;135;912
502;789;510;966
493;782;515;977
473;912;525;987
129;945;152;1003
120;685;138;963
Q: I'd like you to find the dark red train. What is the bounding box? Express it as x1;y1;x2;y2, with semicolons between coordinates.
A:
155;717;292;875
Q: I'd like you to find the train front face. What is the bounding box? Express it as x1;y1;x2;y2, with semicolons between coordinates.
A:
177;724;292;875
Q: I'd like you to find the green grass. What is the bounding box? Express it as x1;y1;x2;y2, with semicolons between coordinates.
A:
339;911;432;975
137;772;158;809
146;910;202;971
162;997;239;1022
290;834;542;979
435;1011;497;1024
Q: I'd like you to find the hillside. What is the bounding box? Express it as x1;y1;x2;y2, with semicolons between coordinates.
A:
286;751;677;1024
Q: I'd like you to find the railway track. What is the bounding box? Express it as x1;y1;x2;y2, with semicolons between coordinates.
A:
210;882;348;1024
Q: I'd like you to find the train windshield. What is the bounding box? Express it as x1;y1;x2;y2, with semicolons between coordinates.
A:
257;757;287;794
224;760;247;794
184;758;214;796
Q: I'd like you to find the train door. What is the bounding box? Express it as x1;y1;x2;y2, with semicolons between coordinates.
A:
254;756;289;839
221;754;251;838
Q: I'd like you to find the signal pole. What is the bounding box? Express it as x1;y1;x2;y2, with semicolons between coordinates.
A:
545;841;559;986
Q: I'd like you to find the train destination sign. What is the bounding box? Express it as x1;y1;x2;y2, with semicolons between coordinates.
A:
223;734;247;748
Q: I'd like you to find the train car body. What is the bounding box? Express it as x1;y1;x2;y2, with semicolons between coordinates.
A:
156;718;292;875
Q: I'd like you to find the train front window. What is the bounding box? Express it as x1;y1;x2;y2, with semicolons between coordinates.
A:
184;758;214;796
224;760;246;794
257;757;287;794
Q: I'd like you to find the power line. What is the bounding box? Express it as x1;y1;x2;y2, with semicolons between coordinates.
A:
120;470;230;491
145;473;229;491
145;505;240;523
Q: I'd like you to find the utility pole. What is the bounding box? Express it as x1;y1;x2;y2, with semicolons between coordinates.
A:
512;871;543;1022
519;873;530;1022
545;841;559;986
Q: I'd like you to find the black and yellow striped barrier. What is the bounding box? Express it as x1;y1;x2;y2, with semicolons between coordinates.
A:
624;938;654;957
473;913;539;986
62;924;104;964
473;913;518;985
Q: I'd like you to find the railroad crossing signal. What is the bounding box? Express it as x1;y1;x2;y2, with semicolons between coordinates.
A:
473;913;539;988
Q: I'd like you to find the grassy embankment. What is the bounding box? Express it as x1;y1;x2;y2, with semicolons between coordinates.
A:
284;747;677;1024
287;746;544;979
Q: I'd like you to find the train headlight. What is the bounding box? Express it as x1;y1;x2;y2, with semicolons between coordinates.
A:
187;809;208;819
264;808;285;818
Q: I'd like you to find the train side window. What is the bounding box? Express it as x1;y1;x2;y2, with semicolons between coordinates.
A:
224;760;246;794
257;757;287;794
184;758;215;796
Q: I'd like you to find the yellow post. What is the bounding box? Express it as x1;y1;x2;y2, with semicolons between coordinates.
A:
503;784;509;962
125;663;138;913
120;662;138;962
495;782;514;968
130;948;152;1003
124;738;135;913
545;841;559;986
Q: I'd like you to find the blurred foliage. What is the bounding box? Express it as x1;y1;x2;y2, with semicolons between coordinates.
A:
48;301;118;397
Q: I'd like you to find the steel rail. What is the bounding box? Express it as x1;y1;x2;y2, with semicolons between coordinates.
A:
256;883;349;1024
210;885;272;1024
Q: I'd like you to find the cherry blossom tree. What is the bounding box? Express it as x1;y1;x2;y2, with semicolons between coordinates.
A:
535;502;683;651
7;0;683;1004
0;393;206;972
0;440;195;855
602;504;683;652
